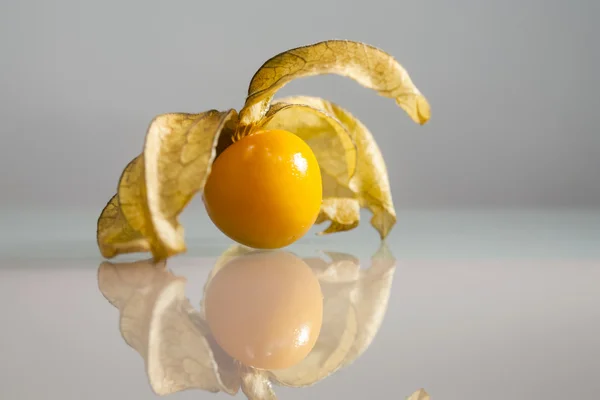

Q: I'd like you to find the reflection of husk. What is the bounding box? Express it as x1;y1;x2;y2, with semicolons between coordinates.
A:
98;244;396;399
98;260;240;395
408;389;431;400
268;247;395;387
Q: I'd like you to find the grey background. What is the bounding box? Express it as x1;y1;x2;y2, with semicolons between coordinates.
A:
1;0;598;210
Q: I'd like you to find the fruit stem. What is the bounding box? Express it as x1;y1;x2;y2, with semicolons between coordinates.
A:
233;123;253;142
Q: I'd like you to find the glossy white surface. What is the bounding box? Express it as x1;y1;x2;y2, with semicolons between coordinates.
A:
0;210;599;399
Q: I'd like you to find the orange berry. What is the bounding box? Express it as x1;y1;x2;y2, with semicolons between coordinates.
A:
204;251;323;370
203;129;322;249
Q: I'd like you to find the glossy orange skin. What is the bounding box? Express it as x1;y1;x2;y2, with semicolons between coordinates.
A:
203;129;322;249
204;251;323;370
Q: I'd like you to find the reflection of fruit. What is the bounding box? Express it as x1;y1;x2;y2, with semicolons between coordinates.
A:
203;129;322;249
204;251;323;370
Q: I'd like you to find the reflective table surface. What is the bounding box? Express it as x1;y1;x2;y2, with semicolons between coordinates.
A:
1;210;599;400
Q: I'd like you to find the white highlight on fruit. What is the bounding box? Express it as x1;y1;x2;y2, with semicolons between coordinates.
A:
293;152;308;174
